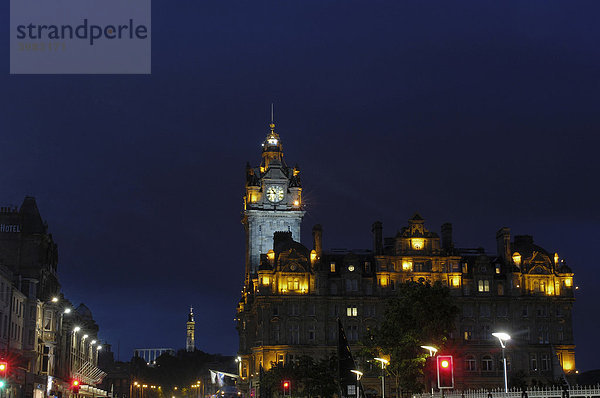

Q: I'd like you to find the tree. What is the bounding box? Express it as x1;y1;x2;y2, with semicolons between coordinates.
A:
365;281;459;396
260;355;338;398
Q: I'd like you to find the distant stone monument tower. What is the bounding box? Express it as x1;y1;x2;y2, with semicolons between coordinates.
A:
186;307;195;352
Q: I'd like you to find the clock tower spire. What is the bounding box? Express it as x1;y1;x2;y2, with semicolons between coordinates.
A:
242;117;305;286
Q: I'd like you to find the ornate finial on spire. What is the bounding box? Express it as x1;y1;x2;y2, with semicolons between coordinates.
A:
270;103;275;131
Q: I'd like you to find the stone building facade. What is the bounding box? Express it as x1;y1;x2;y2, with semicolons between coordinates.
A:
0;198;106;398
236;127;576;395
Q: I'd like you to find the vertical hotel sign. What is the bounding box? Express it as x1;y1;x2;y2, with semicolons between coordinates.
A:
10;0;151;74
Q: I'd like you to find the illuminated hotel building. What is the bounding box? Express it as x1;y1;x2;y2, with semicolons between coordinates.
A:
236;125;576;394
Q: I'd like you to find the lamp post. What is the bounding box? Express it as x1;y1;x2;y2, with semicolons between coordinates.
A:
421;345;438;396
374;358;389;398
492;332;511;393
351;370;363;398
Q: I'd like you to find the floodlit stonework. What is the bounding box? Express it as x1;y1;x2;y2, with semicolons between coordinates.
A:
237;127;576;396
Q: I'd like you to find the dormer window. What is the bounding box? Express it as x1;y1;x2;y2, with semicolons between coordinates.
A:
512;252;522;267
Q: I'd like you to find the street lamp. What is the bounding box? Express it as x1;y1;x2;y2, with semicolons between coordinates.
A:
420;346;438;357
421;345;438;396
351;370;363;398
492;332;511;393
374;358;389;398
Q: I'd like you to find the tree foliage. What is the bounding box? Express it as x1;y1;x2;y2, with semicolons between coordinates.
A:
261;355;338;398
366;281;459;396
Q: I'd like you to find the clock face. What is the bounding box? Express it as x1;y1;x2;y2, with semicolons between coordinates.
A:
266;185;285;203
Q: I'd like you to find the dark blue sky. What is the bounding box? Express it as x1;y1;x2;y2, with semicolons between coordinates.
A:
2;0;599;371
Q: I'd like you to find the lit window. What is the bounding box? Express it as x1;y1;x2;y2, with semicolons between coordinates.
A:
478;280;490;292
484;280;490;292
512;252;522;267
411;239;424;250
346;307;358;317
330;262;336;273
262;277;270;286
402;260;412;271
564;278;572;287
464;327;472;341
495;264;501;274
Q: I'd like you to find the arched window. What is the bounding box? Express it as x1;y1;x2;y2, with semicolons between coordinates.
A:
482;355;493;371
465;355;476;371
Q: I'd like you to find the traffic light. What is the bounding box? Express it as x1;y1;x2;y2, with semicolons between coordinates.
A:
282;380;290;396
437;355;454;389
71;379;80;394
0;361;8;388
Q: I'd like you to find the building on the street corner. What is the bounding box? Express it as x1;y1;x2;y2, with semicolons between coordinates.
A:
236;124;576;396
0;197;108;398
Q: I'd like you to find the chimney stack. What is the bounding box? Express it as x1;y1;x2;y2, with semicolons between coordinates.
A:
441;223;453;251
496;227;511;260
372;221;383;255
312;224;322;258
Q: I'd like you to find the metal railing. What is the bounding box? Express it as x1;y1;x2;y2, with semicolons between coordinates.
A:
413;385;600;398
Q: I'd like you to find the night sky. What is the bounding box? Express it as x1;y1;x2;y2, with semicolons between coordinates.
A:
1;1;599;371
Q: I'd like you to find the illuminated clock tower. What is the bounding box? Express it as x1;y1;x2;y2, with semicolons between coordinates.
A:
242;120;305;285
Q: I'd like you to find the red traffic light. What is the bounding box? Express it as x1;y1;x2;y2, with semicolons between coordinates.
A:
283;382;289;388
282;380;290;396
437;355;454;389
72;380;80;387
